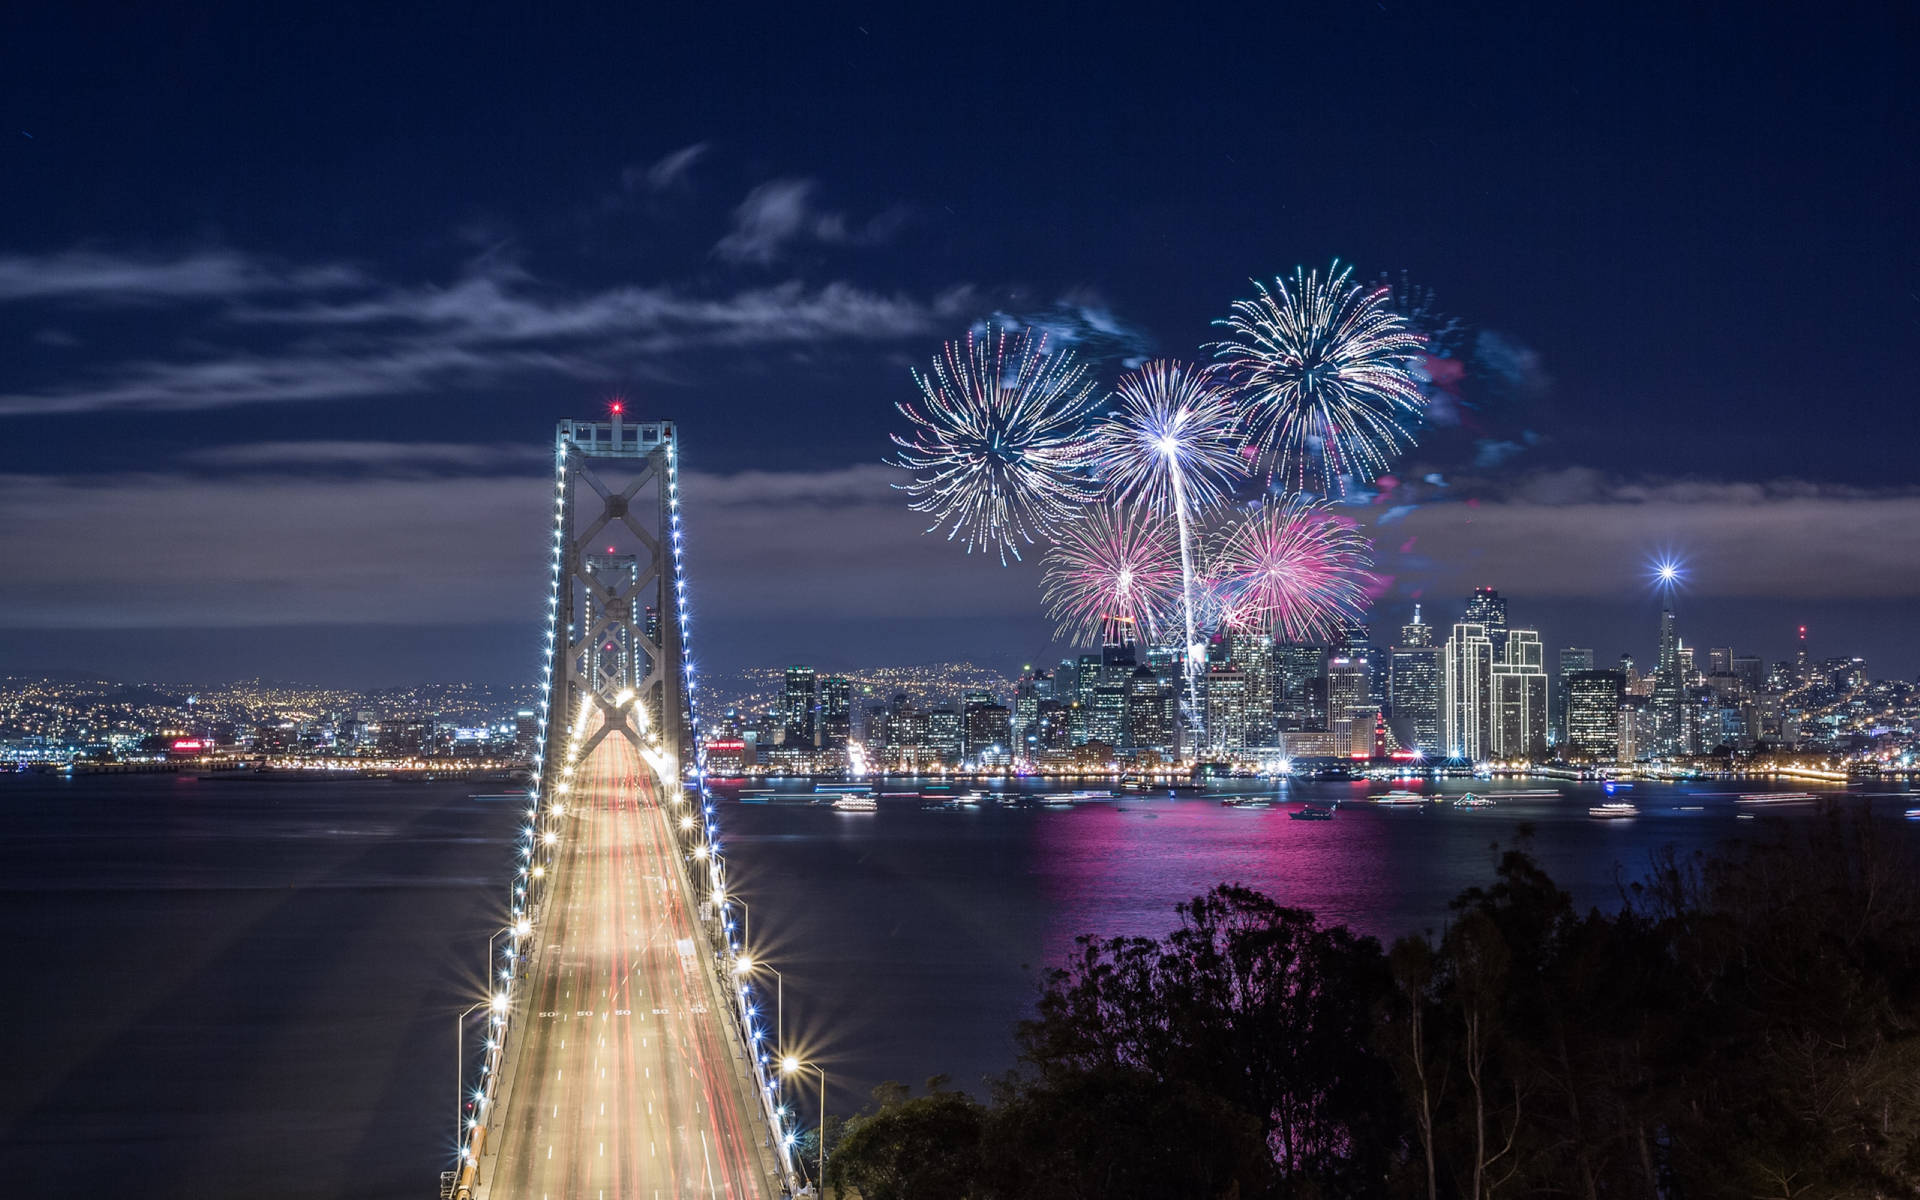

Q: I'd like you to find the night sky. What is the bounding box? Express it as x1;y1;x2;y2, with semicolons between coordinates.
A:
2;3;1916;684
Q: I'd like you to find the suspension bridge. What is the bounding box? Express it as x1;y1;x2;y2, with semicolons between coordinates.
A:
444;415;800;1200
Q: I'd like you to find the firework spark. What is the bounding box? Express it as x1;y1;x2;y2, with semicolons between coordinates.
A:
1089;360;1246;737
1041;504;1184;647
1210;497;1376;643
889;325;1102;563
1211;261;1425;495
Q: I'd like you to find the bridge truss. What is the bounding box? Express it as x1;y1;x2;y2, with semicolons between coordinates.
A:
444;414;795;1200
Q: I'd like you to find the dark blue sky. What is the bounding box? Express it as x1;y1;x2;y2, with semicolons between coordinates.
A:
2;2;1916;683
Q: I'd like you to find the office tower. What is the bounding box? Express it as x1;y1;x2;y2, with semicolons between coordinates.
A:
1228;630;1277;747
1707;647;1733;677
1388;605;1441;755
1565;670;1625;761
1732;654;1764;693
1100;639;1138;686
1013;669;1050;753
1491;629;1548;760
926;709;963;763
1204;661;1248;754
1463;587;1509;660
1652;608;1683;755
1794;625;1809;681
1554;646;1594;746
1443;622;1494;760
1126;665;1174;752
820;676;852;749
1326;653;1372;758
1274;643;1327;731
963;699;1012;763
782;666;818;748
1087;683;1129;749
1619;695;1655;763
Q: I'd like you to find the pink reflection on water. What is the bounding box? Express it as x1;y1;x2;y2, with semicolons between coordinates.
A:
1028;788;1418;964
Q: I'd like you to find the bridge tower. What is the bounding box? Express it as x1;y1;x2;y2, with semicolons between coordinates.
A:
537;413;692;787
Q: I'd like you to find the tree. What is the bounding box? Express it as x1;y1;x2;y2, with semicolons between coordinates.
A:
828;1079;987;1200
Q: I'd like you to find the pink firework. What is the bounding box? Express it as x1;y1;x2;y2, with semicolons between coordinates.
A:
1210;497;1375;642
1041;505;1184;647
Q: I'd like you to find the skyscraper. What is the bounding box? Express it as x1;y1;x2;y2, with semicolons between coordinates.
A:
1204;661;1248;755
1443;623;1494;760
1227;630;1276;747
1652;608;1683;756
1326;653;1372;758
1554;646;1594;746
1491;629;1548;760
1274;643;1326;732
820;676;852;749
1565;670;1625;761
782;666;817;748
1463;587;1509;660
1388;606;1441;755
1126;665;1174;753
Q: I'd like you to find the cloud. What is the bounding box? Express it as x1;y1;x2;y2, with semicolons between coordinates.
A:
0;250;975;415
623;142;708;193
1373;469;1920;599
0;462;1037;629
0;249;363;304
712;179;903;265
183;441;548;471
985;291;1157;367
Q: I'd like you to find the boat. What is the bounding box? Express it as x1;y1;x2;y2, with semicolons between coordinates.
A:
1371;790;1427;806
1039;793;1076;808
1225;797;1273;810
955;791;984;807
1588;802;1638;820
831;795;878;812
1736;792;1816;805
1905;807;1920;821
1289;804;1335;821
1453;793;1495;808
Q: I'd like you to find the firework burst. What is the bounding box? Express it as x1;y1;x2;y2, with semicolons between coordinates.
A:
889;325;1102;563
1210;497;1375;643
1089;360;1246;737
1211;261;1425;495
1040;504;1184;647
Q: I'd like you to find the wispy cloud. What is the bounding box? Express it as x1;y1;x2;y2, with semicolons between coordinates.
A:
622;142;708;193
183;441;548;471
0;249;364;304
712;179;904;265
0;249;975;416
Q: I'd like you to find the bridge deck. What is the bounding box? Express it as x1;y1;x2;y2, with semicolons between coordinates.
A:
476;728;779;1199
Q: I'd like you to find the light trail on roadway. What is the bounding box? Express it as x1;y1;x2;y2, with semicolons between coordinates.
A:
478;724;778;1199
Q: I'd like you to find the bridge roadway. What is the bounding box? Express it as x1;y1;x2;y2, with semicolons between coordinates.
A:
475;725;780;1199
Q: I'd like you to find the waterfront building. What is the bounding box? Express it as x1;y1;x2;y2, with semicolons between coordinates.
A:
821;675;851;749
1126;665;1174;753
1554;646;1594;747
1388;606;1441;755
1205;662;1248;755
1228;631;1277;748
1564;670;1624;761
1274;643;1327;732
782;666;817;748
1443;622;1494;760
1491;629;1548;760
1326;654;1371;758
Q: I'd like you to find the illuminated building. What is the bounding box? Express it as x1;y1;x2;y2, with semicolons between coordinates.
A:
782;666;818;748
1326;654;1372;758
1274;643;1326;732
1554;646;1593;747
1388;606;1441;755
1227;631;1276;747
1126;665;1174;752
1463;586;1510;661
1204;662;1248;754
1491;629;1548;760
1565;670;1625;761
1443;622;1494;760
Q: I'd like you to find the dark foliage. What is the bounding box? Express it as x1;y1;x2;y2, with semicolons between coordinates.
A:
823;805;1920;1200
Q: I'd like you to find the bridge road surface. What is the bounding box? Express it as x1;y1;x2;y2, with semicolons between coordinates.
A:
478;725;779;1200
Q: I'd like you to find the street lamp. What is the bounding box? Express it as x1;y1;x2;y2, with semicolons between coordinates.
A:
781;1054;827;1193
454;999;489;1147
